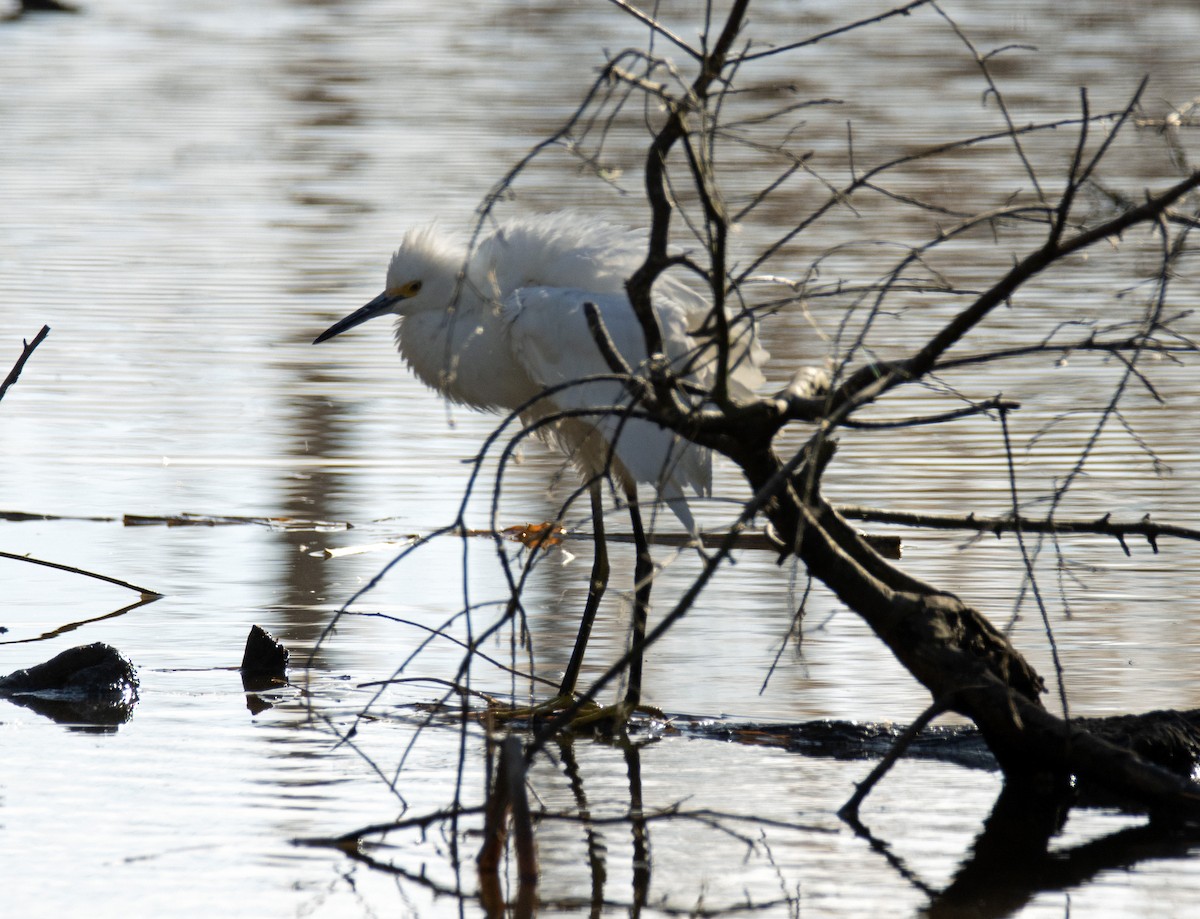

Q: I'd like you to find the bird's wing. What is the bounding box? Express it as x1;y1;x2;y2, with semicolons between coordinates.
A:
476;213;644;297
476;213;766;401
502;286;712;530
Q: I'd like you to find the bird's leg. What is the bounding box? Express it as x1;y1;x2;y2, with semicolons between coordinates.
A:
558;479;609;697
558;484;662;734
490;481;662;733
489;482;608;725
622;485;653;713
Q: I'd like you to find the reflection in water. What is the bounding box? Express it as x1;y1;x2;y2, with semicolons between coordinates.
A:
927;780;1072;918
623;739;651;915
271;11;376;657
557;736;608;917
0;593;159;646
926;779;1200;918
291;707;1200;915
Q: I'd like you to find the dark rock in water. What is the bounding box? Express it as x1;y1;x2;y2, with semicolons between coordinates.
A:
0;642;138;726
1;0;79;20
0;642;138;695
240;624;289;677
240;625;290;701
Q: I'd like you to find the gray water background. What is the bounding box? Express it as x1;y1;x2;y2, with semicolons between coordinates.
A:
3;1;1200;915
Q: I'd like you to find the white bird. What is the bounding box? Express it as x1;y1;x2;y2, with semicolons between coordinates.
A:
314;212;764;719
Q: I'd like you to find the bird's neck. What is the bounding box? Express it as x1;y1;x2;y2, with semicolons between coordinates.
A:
397;304;536;411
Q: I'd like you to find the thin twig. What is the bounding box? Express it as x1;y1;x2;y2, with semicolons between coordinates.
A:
932;3;1046;205
605;0;703;61
739;0;936;62
841;397;1020;430
1000;407;1068;718
838;697;951;821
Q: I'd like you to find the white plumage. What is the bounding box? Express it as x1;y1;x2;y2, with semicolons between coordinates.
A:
315;212;764;530
314;211;766;714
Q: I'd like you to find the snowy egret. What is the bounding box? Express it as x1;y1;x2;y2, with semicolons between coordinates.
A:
314;212;764;720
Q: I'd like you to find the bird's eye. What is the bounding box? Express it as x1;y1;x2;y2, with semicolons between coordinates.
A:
401;280;423;297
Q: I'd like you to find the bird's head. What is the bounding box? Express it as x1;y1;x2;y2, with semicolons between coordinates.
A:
313;226;460;344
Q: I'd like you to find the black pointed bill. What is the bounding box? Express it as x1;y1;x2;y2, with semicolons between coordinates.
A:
313;291;401;344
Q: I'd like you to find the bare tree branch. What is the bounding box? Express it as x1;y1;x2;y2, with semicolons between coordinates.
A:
835;506;1200;553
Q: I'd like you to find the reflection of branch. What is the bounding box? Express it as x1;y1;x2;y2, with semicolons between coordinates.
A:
0;324;49;402
317;836;800;917
623;742;651;911
839;811;939;901
836;506;1200;553
478;735;537;912
0;549;162;597
928;782;1200;918
318;802;833;851
0;594;159;646
302;796;814;914
556;738;608;913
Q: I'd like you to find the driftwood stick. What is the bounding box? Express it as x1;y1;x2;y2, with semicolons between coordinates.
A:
0;325;50;402
0;550;162;597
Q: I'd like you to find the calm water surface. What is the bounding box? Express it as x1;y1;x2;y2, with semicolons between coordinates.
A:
2;1;1200;915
